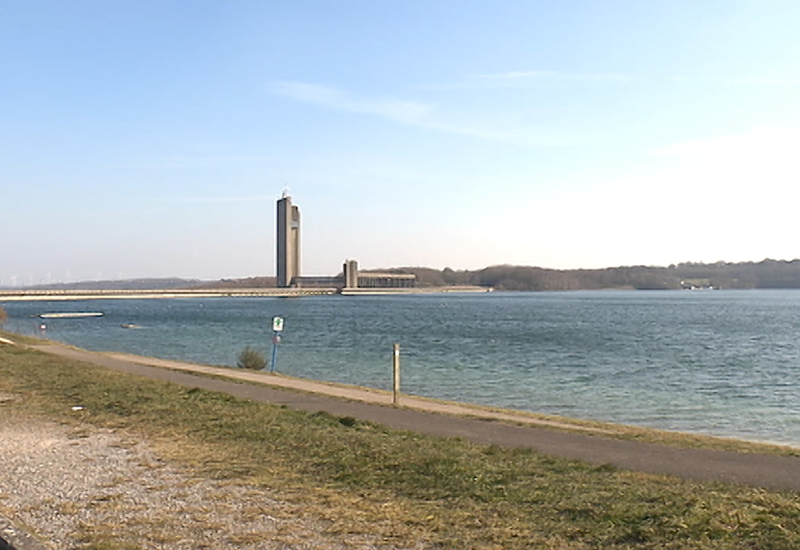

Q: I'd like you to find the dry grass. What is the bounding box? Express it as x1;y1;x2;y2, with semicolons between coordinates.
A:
2;340;800;549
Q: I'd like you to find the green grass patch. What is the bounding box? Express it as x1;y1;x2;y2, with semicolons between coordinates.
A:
2;343;800;549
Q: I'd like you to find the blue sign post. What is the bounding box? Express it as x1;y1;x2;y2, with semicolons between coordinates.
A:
270;316;284;372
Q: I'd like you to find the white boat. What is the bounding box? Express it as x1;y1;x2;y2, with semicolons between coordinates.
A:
38;312;104;319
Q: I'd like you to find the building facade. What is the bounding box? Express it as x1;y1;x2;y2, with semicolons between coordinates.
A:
343;259;359;289
342;259;416;289
276;194;300;287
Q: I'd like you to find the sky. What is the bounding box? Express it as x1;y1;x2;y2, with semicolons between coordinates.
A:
2;1;800;285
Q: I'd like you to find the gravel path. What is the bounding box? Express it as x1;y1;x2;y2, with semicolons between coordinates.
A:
0;409;412;550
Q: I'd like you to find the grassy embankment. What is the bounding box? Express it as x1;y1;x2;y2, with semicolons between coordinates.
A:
2;337;800;549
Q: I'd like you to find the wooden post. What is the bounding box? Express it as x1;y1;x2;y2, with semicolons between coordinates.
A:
392;343;400;406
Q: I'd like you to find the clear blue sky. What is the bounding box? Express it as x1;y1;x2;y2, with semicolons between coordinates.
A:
2;1;799;285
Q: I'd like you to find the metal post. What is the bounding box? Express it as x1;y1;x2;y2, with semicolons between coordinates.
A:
270;332;279;373
270;316;284;373
392;343;400;406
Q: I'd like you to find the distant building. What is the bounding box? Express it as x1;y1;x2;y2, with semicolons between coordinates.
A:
342;260;416;289
343;259;359;289
276;193;300;287
293;275;341;288
275;194;416;291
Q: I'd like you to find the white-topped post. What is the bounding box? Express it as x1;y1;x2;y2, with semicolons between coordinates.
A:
392;343;400;405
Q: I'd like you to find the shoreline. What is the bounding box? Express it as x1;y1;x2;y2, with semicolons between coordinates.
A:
6;334;794;455
3;332;612;438
8;338;800;494
34;341;617;437
87;350;800;453
100;350;617;436
6;325;800;549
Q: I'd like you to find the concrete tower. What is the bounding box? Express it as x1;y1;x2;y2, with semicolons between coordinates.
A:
276;194;300;287
343;259;359;289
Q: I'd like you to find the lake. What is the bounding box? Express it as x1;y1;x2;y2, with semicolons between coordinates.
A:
4;289;800;447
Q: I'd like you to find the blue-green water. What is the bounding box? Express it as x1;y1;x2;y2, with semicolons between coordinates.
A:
4;290;800;446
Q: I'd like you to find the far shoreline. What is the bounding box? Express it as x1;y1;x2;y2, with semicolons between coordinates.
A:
0;285;493;301
6;285;800;302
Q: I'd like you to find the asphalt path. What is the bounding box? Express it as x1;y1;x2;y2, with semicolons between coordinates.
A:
32;343;800;492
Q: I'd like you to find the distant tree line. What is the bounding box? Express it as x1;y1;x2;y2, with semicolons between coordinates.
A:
387;259;800;291
32;278;201;291
22;260;800;292
201;276;278;289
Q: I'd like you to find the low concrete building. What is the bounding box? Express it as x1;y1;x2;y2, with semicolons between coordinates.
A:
342;260;416;289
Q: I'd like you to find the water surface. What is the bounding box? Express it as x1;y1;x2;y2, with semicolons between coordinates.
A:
4;290;800;446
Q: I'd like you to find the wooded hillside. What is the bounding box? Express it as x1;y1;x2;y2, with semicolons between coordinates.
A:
390;259;800;291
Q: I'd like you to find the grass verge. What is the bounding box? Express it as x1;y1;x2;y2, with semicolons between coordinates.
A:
103;345;800;456
2;342;800;549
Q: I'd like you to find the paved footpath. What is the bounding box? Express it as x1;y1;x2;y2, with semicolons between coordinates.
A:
32;343;800;492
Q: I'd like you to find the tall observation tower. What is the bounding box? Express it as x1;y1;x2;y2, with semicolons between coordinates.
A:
276;193;300;287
